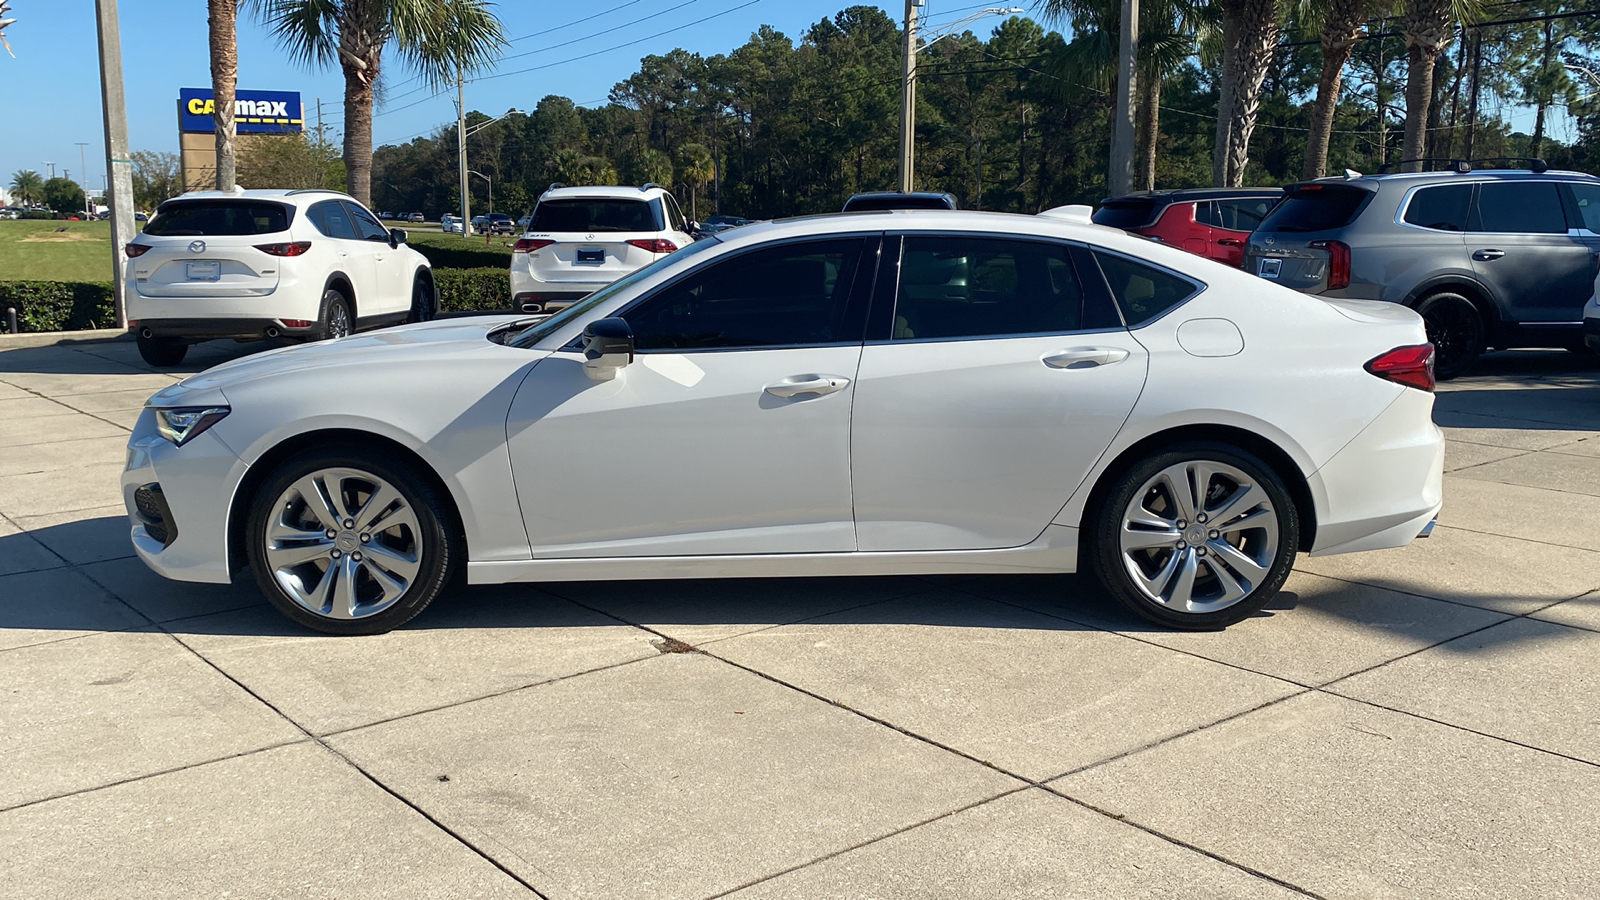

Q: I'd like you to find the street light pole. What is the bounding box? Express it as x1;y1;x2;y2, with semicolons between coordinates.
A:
469;169;491;216
1110;0;1138;196
76;142;90;216
899;0;920;193
457;66;469;240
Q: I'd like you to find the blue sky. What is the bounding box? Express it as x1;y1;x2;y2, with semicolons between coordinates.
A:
0;0;1030;193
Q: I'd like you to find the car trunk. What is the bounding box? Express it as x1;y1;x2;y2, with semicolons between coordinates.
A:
130;200;292;299
1244;185;1371;293
519;197;671;285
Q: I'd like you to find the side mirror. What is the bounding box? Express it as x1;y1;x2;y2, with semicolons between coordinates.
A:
389;228;407;248
582;317;634;381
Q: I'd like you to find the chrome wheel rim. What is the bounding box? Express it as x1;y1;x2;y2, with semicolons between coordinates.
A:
264;467;422;620
328;297;350;338
1119;460;1279;615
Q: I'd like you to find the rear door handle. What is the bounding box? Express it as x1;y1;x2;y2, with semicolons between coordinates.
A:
1043;347;1131;369
1472;249;1505;261
1216;238;1243;247
764;374;851;398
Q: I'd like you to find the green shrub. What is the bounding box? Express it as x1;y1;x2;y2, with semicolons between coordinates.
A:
0;281;117;333
406;236;511;271
434;268;511;313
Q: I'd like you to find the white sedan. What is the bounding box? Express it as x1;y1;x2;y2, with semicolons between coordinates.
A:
123;208;1444;635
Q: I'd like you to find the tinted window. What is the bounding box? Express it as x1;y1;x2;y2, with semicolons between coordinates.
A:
1403;184;1472;231
530;199;660;233
843;194;955;212
1569;183;1600;233
307;200;358;239
145;201;290;236
1092;199;1159;229
1193;201;1217;228
623;239;865;350
345;202;390;241
893;237;1085;340
1093;251;1200;326
1215;197;1274;232
1471;182;1567;234
1257;187;1368;233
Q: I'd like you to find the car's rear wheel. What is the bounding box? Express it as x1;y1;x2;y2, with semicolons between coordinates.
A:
408;275;435;323
245;448;458;635
315;288;352;341
1415;291;1484;380
1089;442;1298;630
136;332;187;366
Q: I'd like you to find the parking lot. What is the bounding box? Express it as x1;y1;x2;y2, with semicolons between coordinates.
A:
1;336;1597;899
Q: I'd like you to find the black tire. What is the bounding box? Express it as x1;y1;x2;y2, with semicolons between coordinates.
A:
1415;291;1484;380
1088;441;1300;631
407;274;435;324
136;332;187;366
314;288;353;341
244;446;459;635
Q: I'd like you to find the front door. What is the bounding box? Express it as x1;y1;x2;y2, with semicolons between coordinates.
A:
850;234;1149;552
1467;181;1597;324
505;236;875;558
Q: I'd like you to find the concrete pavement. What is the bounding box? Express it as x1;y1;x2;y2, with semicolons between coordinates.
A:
2;338;1598;898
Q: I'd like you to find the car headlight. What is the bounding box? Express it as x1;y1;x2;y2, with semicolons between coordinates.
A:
154;406;230;447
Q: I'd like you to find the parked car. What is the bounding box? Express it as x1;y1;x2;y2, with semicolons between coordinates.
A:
1093;189;1282;268
125;206;1442;635
440;213;464;234
699;214;752;234
408;212;426;224
1244;162;1600;378
481;213;516;235
378;211;395;220
510;183;696;313
842;191;957;212
1584;265;1600;354
123;189;437;366
470;215;489;234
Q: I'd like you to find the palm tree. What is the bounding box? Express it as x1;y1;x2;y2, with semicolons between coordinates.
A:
210;0;240;190
10;169;43;207
1214;0;1285;186
676;143;715;220
253;0;506;205
1398;0;1476;171
1301;0;1371;179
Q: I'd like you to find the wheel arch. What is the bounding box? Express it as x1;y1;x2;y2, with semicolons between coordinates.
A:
1401;275;1500;331
322;271;358;320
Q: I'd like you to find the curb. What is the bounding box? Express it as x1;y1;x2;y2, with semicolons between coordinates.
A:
0;328;131;350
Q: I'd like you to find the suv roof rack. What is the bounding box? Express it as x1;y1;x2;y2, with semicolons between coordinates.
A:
546;182;566;193
640;183;665;192
1375;158;1473;175
1468;157;1550;174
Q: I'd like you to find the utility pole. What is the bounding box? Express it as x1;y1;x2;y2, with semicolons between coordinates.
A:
315;97;323;141
899;0;920;192
95;0;134;328
1110;0;1138;196
76;141;90;216
45;162;55;179
457;67;470;237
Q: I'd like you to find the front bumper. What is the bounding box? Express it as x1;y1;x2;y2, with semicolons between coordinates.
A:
122;408;244;584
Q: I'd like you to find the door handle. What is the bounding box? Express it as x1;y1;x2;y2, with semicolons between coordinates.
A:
1043;347;1131;369
1472;249;1505;261
764;374;850;398
1217;238;1243;247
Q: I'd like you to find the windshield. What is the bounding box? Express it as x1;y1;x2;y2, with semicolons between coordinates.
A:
505;236;724;349
530;198;661;233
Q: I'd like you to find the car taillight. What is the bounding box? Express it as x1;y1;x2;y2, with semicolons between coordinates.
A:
513;238;554;253
1366;344;1435;392
125;243;151;258
626;238;678;254
255;241;312;257
1310;239;1350;290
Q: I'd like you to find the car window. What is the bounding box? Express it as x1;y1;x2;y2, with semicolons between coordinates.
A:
1565;183;1600;233
1402;184;1472;231
1092;251;1200;327
663;195;688;231
1257;187;1368;233
1193;201;1217;227
1092;199;1159;229
530;198;660;233
892;237;1085;341
144;201;291;236
1470;182;1566;234
623;238;866;351
307;200;358;240
1215;197;1274;232
345;202;391;241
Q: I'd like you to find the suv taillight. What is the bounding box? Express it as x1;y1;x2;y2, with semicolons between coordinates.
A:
1366;344;1435;392
513;238;554;253
125;243;151;258
626;238;678;254
255;241;312;257
1310;239;1351;290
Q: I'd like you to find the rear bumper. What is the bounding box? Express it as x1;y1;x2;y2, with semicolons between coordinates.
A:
511;290;591;313
1307;386;1445;556
130;318;316;341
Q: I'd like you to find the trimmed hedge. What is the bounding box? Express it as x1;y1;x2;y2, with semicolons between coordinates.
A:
0;281;117;333
407;239;511;271
434;267;512;314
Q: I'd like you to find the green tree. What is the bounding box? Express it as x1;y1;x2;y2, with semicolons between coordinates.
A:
1214;0;1285;185
1301;0;1372;178
130;151;183;211
209;0;240;189
41;177;86;214
675;143;715;219
252;0;506;205
9;169;43;206
239;133;347;190
1399;0;1477;169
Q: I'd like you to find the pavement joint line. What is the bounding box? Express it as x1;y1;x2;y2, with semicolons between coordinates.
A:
1298;569;1600;619
1443;447;1540;474
700;785;1037;899
1036;785;1333;900
1422;520;1600;553
1448;471;1600;500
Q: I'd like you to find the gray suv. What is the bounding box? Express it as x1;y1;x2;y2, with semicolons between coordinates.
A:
1245;165;1600;378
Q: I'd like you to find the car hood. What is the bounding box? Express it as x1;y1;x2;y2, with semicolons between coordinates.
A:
147;316;537;405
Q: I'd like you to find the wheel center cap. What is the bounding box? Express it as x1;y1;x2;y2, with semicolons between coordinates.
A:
336;531;359;553
1185;525;1207;545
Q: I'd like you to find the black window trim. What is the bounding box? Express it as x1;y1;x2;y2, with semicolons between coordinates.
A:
1083;245;1207;330
308;198;360;241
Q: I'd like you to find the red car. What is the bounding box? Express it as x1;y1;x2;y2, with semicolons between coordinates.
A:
1092;188;1282;267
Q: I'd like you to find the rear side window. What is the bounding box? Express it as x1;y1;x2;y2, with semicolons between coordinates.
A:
1092;199;1159;229
1470;182;1567;234
1569;183;1600;233
1093;251;1200;327
306;200;358;239
145;201;291;236
1402;184;1472;231
893;237;1087;340
1215;197;1275;232
1256;187;1368;233
530;199;661;233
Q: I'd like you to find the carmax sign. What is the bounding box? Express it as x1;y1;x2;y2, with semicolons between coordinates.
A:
178;88;304;134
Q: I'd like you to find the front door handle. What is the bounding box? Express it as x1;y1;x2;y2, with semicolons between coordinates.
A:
1472;249;1505;261
1043;347;1131;369
764;374;850;398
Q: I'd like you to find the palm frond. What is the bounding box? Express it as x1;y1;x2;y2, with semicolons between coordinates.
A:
249;0;340;70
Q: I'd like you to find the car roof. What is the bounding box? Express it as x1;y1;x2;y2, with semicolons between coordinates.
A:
1295;167;1599;192
1101;187;1283;204
540;185;666;201
715;208;1145;254
167;188;351;205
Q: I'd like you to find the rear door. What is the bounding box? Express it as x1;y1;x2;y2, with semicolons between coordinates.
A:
1467;181;1595;324
305;199;377;310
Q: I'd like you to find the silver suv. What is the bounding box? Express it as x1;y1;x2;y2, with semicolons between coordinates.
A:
1245;163;1600;378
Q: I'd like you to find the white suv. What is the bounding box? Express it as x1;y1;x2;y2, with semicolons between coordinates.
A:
510;183;696;313
124;189;436;366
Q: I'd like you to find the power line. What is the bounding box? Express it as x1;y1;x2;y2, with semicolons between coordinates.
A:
506;0;649;42
498;0;704;64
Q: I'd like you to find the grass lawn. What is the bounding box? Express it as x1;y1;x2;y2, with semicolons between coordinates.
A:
404;229;515;263
0;220;117;283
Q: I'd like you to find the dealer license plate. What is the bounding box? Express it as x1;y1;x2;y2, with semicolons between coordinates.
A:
1257;258;1281;279
576;248;604;263
185;261;221;282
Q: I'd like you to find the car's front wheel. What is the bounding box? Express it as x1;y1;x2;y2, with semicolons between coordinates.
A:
1089;442;1298;630
1415;291;1484;380
245;448;459;635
